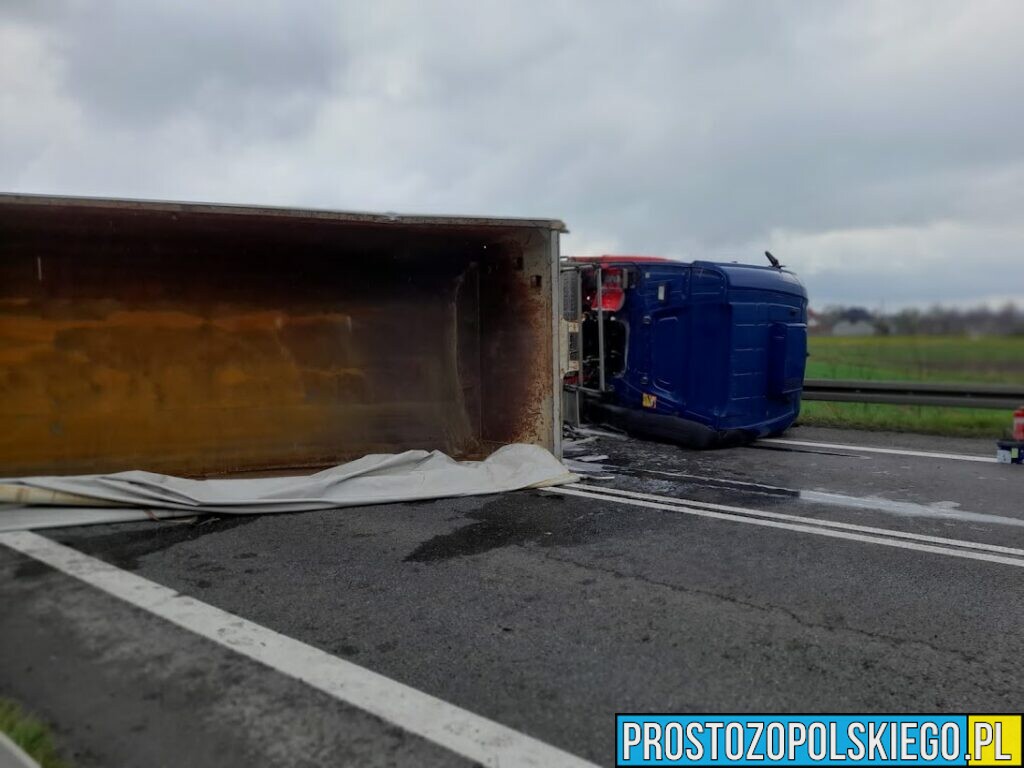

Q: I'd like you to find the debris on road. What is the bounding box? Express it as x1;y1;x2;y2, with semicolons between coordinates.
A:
0;444;578;532
565;425;630;441
996;439;1023;464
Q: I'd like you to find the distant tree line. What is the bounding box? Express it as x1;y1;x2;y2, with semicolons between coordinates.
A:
812;303;1024;336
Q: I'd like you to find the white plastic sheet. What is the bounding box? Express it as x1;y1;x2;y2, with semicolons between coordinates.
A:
0;444;578;532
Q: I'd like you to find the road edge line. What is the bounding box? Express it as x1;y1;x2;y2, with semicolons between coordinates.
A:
0;531;598;768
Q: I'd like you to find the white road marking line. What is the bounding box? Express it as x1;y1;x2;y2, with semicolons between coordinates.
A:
0;531;597;768
756;437;996;463
568;484;1024;558
543;486;1024;569
578;467;1024;530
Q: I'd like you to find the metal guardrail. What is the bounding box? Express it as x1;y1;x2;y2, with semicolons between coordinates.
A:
802;379;1024;410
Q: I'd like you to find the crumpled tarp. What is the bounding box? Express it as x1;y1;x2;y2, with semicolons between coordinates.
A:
0;444;578;532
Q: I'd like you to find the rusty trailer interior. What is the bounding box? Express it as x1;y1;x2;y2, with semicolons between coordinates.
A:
0;194;565;476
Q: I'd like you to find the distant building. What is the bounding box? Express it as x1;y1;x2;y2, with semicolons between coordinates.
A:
832;319;877;337
807;308;831;336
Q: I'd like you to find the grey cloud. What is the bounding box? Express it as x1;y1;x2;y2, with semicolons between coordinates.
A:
38;0;341;139
2;0;1023;306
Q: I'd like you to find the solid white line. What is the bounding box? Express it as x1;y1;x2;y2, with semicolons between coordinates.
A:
756;437;996;463
0;531;597;768
543;486;1024;569
568;484;1024;558
0;732;38;768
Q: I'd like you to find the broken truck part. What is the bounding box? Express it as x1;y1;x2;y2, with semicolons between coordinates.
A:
561;255;808;447
0;194;566;476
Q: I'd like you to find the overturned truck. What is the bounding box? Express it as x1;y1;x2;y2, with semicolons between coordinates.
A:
562;255;808;448
0;194;565;476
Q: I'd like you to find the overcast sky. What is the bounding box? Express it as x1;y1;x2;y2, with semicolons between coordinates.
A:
3;1;1023;308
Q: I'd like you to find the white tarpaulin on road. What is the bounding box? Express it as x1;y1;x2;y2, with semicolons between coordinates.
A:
0;444;578;532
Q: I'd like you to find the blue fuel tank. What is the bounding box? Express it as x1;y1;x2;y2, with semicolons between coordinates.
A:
574;257;808;447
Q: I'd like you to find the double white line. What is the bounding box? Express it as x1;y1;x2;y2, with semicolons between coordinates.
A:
543;484;1024;569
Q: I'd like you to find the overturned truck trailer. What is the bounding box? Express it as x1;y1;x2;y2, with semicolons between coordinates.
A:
0;194;566;476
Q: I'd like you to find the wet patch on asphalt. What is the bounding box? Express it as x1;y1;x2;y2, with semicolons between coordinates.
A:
743;443;866;459
37;516;259;573
404;492;635;563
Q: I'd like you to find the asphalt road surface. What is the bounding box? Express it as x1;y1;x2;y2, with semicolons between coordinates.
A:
2;426;1022;767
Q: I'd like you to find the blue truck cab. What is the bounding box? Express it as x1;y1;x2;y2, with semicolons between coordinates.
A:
566;256;808;447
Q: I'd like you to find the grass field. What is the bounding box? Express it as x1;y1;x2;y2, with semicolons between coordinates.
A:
798;335;1024;437
0;698;66;768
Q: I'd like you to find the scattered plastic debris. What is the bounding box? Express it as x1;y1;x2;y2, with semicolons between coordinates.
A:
563;437;598;453
564;425;629;441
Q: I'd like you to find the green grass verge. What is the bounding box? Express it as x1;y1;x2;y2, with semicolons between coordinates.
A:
0;699;67;768
800;335;1023;437
806;335;1024;384
798;401;1012;439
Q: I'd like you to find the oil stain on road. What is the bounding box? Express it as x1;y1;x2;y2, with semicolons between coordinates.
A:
404;492;634;563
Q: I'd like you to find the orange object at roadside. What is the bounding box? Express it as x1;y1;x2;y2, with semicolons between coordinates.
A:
1014;407;1024;440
